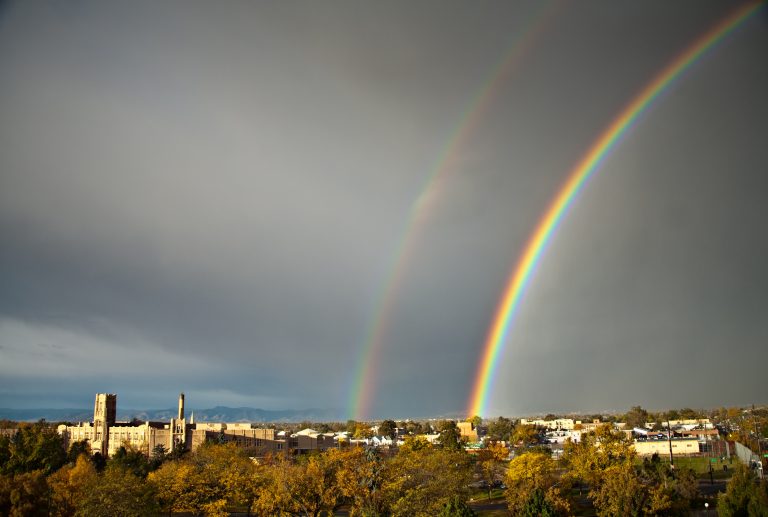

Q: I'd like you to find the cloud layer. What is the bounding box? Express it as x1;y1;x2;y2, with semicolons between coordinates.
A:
1;1;766;417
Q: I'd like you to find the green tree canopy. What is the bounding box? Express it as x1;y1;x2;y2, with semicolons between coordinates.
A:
486;416;514;442
0;421;67;475
379;419;397;440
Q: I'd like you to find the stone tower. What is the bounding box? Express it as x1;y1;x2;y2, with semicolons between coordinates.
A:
170;392;186;452
93;393;116;456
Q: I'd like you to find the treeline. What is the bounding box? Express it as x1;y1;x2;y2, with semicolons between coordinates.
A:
2;418;768;516
0;421;475;516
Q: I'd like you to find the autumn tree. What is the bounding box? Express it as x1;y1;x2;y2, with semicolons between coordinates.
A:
255;450;360;517
561;424;635;490
589;462;647;516
381;444;473;516
476;441;508;499
77;465;157;517
640;453;698;513
512;424;540;448
192;442;257;515
400;435;431;452
253;454;299;515
149;442;261;516
148;460;202;515
717;463;768;516
48;454;98;516
354;423;373;439
505;450;570;515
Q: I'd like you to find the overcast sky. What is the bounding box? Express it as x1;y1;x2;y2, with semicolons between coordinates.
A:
1;0;766;419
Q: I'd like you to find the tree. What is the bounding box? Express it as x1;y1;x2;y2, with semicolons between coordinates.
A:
624;406;649;430
0;470;49;517
193;442;255;515
400;435;431;453
486;416;514;442
440;495;477;516
379;419;397;440
717;463;768;517
0;421;67;475
148;460;200;515
512;424;540;448
109;444;151;478
477;442;508;499
678;408;701;420
222;452;263;516
66;440;91;465
354;423;373;439
468;415;483;428
505;450;569;515
49;454;98;516
403;420;424;435
589;462;647;517
150;444;167;466
281;448;358;517
149;442;260;516
77;465;158;517
561;424;635;489
253;454;298;516
437;420;463;451
521;488;559;517
382;446;473;516
334;447;385;516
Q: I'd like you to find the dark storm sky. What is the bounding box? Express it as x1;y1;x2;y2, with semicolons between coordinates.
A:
0;0;766;418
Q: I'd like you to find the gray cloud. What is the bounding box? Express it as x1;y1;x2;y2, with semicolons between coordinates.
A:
1;0;766;417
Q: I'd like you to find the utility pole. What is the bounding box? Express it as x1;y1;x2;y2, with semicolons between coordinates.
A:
753;405;764;479
667;420;674;468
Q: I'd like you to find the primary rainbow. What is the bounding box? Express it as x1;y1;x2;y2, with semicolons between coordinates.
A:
468;2;762;418
348;2;563;421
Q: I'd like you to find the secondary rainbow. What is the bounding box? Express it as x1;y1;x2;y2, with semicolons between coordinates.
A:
347;2;563;420
468;2;762;418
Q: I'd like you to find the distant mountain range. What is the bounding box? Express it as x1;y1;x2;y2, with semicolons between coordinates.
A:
0;406;345;423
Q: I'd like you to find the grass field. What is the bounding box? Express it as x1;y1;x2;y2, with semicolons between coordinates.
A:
642;454;738;479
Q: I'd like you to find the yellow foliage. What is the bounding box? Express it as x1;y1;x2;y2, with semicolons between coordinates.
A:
505;450;570;515
49;455;97;516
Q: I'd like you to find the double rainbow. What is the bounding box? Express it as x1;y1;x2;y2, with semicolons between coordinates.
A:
468;2;762;418
348;2;563;420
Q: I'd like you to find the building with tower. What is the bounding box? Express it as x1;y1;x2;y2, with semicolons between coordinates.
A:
57;392;334;457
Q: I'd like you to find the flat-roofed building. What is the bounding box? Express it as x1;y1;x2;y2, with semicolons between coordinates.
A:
520;418;575;430
633;438;700;456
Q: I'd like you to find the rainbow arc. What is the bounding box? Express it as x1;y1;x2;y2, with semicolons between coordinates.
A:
467;2;763;418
